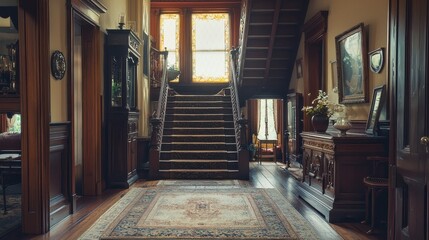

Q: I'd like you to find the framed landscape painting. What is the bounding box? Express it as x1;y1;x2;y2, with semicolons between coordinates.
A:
335;23;369;104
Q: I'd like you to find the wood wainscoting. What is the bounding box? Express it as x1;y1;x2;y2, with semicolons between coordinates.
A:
49;123;72;227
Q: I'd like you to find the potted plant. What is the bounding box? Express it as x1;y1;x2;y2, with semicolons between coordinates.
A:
167;65;180;81
302;90;334;132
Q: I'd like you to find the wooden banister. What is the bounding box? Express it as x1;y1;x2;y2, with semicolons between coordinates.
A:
149;47;169;179
230;48;249;179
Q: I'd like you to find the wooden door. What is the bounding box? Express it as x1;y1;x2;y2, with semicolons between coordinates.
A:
389;0;428;239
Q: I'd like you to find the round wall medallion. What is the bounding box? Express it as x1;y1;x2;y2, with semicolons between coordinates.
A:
51;50;66;80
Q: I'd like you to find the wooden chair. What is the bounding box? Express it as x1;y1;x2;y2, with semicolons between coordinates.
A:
362;156;388;234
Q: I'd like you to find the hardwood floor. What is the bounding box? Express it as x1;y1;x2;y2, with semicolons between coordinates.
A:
2;161;386;240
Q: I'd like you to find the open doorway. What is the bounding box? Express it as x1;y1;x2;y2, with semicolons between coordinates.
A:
0;3;21;237
70;9;103;210
247;98;284;164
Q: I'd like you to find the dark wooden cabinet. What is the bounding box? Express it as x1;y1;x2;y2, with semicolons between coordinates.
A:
298;131;388;223
105;29;141;188
285;92;303;167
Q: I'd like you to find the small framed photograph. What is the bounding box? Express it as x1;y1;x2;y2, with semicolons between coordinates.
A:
368;48;384;73
335;23;369;104
296;58;303;79
365;85;386;135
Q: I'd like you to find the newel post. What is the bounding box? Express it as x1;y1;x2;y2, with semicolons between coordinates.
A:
237;116;249;179
149;118;161;179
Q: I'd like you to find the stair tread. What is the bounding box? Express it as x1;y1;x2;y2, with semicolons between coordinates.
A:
165;134;235;137
160;159;238;162
165;114;232;116
165;142;235;144
159;169;239;172
164;127;234;129
171;100;231;103
167;107;232;109
161;150;237;153
165;120;233;122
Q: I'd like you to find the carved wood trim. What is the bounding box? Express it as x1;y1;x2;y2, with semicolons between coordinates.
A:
302;139;335;154
302;11;328;132
19;0;51;234
70;0;107;26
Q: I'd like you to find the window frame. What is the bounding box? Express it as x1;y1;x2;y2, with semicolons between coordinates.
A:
151;3;240;86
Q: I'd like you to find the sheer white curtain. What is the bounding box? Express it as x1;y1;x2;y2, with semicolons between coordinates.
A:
257;99;277;140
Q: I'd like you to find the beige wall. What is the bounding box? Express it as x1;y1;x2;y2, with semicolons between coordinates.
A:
49;0;68;122
290;0;388;121
100;0;127;32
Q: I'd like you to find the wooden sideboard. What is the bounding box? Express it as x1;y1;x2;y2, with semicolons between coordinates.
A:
298;131;388;223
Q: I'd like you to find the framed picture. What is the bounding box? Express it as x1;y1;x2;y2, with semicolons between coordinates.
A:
296;58;303;79
335;23;369;104
330;60;338;93
365;85;386;135
368;48;384;73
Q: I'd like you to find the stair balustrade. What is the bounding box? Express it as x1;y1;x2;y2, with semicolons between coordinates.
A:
230;48;249;179
149;47;169;179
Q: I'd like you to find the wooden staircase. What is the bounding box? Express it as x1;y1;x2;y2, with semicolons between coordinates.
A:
159;90;240;179
238;0;309;100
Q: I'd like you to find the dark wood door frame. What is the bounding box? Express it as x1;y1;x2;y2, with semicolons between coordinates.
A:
302;11;328;132
68;1;106;210
18;0;51;234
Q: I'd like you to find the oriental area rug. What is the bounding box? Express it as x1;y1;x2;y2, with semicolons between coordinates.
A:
79;183;318;240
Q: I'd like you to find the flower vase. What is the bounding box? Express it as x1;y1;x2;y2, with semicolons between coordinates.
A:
311;114;329;132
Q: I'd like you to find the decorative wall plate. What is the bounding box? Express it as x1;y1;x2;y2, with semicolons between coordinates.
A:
51;50;66;80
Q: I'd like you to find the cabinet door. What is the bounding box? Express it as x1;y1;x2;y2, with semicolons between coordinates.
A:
286;93;303;165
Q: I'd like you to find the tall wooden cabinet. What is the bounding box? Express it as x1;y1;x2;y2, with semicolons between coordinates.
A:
105;29;141;188
285;92;303;167
298;131;388;222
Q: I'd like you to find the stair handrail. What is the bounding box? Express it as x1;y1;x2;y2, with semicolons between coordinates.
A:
230;47;249;179
149;46;168;179
155;47;169;119
230;48;242;147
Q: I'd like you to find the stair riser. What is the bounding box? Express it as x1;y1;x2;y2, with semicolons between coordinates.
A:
163;136;236;143
166;108;232;114
164;121;234;128
165;115;233;121
163;128;235;135
159;161;238;170
168;102;232;107
160;152;237;160
159;171;239;179
168;96;231;101
162;143;236;151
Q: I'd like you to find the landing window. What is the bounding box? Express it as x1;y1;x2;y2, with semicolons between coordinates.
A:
153;3;240;85
191;13;230;83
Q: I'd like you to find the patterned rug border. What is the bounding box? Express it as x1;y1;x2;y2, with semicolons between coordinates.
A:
156;180;245;188
79;187;319;240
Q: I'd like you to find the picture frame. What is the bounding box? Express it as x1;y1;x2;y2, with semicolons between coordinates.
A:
335;23;368;104
365;85;386;135
330;60;338;93
296;58;303;79
368;48;384;73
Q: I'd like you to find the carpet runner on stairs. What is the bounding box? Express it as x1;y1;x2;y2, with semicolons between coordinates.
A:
160;91;239;179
